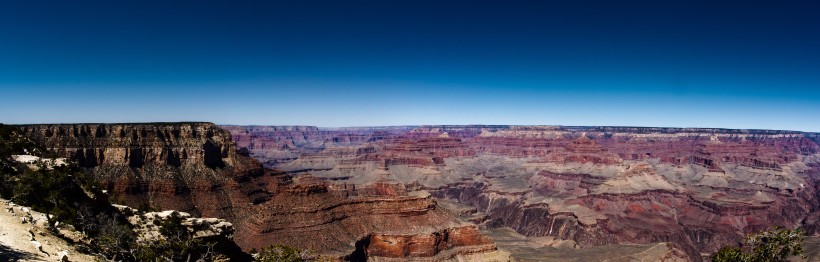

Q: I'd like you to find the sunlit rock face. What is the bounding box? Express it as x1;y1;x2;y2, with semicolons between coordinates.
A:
19;123;254;219
19;123;501;260
20;123;236;168
227;125;820;261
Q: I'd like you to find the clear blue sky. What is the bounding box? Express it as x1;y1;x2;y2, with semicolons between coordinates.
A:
1;0;819;131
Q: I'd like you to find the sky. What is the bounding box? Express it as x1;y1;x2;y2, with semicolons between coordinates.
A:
1;0;819;131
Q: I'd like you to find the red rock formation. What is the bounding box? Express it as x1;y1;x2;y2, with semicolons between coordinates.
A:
20;123;498;260
222;125;414;167
363;226;495;258
229;125;820;261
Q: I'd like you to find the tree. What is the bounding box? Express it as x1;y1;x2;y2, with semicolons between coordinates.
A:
94;212;140;261
256;244;303;262
712;227;805;262
12;166;84;225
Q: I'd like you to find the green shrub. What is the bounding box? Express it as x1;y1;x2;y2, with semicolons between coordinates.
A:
92;211;231;261
712;227;805;262
12;165;87;225
257;244;304;262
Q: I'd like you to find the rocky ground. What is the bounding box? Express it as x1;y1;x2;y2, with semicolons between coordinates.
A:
797;237;820;262
0;199;95;262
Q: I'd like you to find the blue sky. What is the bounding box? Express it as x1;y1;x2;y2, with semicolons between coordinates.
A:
1;0;819;131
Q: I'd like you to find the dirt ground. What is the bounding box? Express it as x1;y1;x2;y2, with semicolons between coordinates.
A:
0;199;96;262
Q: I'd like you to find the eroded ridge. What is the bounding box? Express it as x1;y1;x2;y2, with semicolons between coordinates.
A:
226;125;820;261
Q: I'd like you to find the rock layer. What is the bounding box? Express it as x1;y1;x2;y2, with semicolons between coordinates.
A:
19;123;255;219
227;125;820;261
19;123;497;260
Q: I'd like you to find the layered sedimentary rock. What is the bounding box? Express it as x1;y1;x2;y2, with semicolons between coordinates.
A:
22;123;820;261
20;123;236;169
364;226;494;257
235;174;501;259
221;125;415;168
19;123;498;260
228;125;820;261
19;123;258;220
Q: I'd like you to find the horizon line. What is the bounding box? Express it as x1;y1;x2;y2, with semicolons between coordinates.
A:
5;122;817;133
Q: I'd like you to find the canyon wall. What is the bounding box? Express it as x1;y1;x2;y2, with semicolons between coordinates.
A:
227;125;820;261
22;123;817;261
19;123;257;219
19;123;499;260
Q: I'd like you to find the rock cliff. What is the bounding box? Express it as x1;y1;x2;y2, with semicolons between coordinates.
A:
19;123;258;220
19;123;498;260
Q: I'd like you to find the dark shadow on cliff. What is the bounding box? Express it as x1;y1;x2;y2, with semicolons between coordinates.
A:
345;235;371;262
0;243;37;261
204;140;225;169
75;147;98;168
129;147;144;168
165;148;182;167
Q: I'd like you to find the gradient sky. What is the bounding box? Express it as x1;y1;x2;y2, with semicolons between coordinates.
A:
1;1;819;131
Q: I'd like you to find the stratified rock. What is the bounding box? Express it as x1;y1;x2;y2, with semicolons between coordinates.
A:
20;123;500;261
228;125;820;261
19;123;260;219
363;226;495;258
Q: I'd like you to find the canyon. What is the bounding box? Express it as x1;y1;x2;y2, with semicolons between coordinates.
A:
15;123;820;261
17;123;506;261
223;125;820;261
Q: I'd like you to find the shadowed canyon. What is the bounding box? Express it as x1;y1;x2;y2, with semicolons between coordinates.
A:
15;123;820;261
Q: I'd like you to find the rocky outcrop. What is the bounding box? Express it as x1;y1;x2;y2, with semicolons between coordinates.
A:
236;178;498;259
113;204;235;242
354;226;497;260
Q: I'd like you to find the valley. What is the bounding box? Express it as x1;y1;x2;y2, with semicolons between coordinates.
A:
223;125;820;261
10;123;819;261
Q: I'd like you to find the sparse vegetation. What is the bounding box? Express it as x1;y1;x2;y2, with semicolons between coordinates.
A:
0;124;243;261
0;124;41;198
712;227;805;262
2;124;98;228
92;211;230;261
255;244;304;262
11;164;103;227
253;244;332;262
